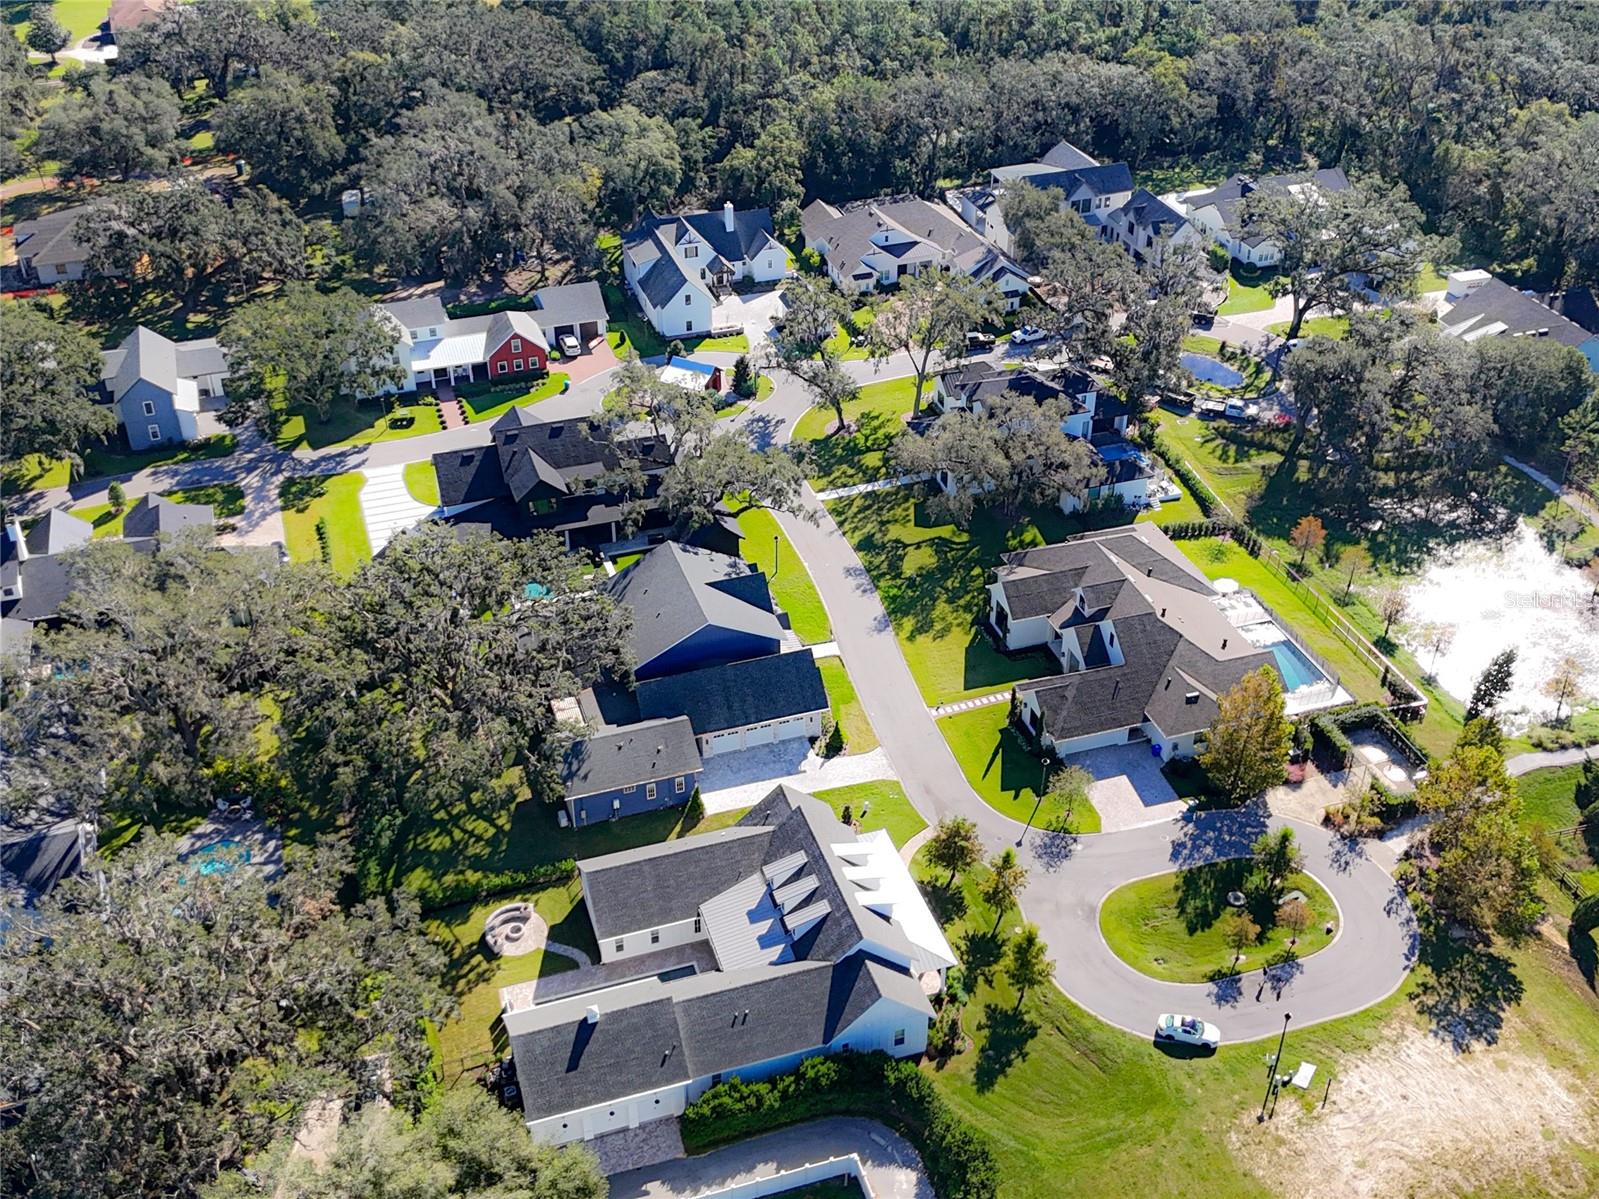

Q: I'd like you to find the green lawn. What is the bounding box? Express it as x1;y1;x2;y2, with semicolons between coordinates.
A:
822;305;878;361
737;507;831;643
1099;863;1338;983
12;0;108;49
1266;315;1350;339
71;484;243;539
793;376;918;490
911;844;1599;1199
458;373;570;424
2;434;238;496
826;485;1076;703
279;473;371;576
818;656;878;754
813;780;925;848
1416;262;1450;294
275;397;442;452
1216;272;1276;315
937;703;1101;833
404;460;440;507
600;281;751;358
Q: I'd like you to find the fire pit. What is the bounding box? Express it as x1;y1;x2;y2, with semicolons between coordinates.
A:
482;902;548;958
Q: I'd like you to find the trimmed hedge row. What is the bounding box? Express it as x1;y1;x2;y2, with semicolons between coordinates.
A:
681;1051;999;1199
1145;430;1222;517
413;859;576;913
1309;703;1430;820
1160;518;1264;556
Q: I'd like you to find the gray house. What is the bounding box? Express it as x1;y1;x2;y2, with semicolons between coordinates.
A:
9;204;98;286
101;327;230;451
559;716;703;826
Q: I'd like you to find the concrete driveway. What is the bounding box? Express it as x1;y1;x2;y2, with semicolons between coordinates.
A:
1068;743;1186;832
712;288;786;347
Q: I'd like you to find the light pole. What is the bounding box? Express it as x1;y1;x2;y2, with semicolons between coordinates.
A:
1259;1011;1292;1121
772;533;779;579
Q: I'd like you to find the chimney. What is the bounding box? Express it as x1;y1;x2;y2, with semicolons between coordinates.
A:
585;1004;600;1025
1221;638;1228;650
723;200;736;233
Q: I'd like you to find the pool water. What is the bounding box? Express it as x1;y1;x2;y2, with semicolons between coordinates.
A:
1181;352;1245;389
191;839;250;876
1265;638;1325;692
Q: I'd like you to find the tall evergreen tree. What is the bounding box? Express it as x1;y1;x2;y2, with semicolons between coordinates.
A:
1465;648;1518;721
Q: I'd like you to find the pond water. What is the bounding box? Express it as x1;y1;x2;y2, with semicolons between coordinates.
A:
1181;352;1245;389
1397;522;1599;727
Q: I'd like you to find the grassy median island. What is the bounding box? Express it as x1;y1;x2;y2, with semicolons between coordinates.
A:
1099;860;1338;983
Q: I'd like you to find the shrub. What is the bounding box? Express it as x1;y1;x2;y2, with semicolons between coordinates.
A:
683;786;705;829
314;516;331;564
411;860;577;912
1576;759;1599;812
681;1052;998;1199
107;480;126;512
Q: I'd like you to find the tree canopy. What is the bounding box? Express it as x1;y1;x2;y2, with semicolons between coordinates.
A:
0;302;118;473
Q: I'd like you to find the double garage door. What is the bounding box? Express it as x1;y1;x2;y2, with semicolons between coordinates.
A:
702;714;814;757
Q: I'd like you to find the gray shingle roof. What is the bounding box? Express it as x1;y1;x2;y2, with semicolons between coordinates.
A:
634;650;829;734
532;281;607;330
122;493;214;540
560;716;702;801
24;509;93;557
380;296;450;331
802;196;1024;290
1441;277;1594;349
607;543;783;677
11;204;95;270
636;254;692;310
1184;167;1351;245
103;326;179;400
579;825;775;940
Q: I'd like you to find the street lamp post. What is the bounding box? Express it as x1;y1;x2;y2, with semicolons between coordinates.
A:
772;533;779;579
1259;1011;1292;1121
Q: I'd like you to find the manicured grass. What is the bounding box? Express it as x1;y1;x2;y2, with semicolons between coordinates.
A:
826;485;1079;703
458;372;570;423
1267;315;1350;339
70;484;244;539
818;656;878;755
1099;863;1338;983
913;844;1599;1198
1216;272;1276;315
279;473;371;576
1519;765;1586;830
822;305;877;361
1136;470;1206;525
424;882;588;1080
608;551;644;572
403;460;440;507
275;397;442;451
186;129;215;153
1416;262;1450;294
691;332;751;353
2;434;239;496
938;703;1101;834
716;402;748;420
813;781;925;848
12;0;108;49
737;506;831;643
793;375;918;490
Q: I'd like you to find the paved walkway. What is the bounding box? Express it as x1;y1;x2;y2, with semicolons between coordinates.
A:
357;463;437;553
1506;743;1599;776
813;473;930;502
701;747;898;815
608;1117;932;1199
1502;454;1599;527
928;689;1010;719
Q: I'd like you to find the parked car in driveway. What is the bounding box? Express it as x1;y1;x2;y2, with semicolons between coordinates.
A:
1010;324;1049;345
1156;1014;1221;1049
559;333;582;357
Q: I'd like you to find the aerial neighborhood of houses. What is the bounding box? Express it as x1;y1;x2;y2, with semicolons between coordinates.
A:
4;10;1599;1196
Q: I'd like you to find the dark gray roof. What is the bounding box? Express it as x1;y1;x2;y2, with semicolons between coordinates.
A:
435;416;669;510
637;254;691;309
1442;278;1594;349
24;509;93;557
626;208;778;271
1023;162;1133;198
1185;168;1351;244
122;493;214;539
1118;188;1188;235
1;555;74;624
381;296;450;330
937;365;1091;414
11;203;95;268
0;818;92;904
635;651;829;734
607;543;783;675
579;825;775;939
532;281;607;329
1547;287;1599;334
560;717;702;801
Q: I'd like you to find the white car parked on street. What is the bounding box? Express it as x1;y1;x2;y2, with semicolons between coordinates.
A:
1156;1013;1221;1049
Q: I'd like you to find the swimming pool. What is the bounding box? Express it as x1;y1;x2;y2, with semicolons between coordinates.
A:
1181;352;1245;389
1096;441;1148;465
182;839;251;880
1265;638;1325;692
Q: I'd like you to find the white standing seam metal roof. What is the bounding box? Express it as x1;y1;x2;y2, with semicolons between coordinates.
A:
699;872;795;971
409;330;492;371
831;830;958;975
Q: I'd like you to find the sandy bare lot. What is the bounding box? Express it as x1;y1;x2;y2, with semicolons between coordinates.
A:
1233;1023;1599;1199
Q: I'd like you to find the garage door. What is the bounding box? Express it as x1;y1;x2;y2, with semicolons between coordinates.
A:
704;728;744;757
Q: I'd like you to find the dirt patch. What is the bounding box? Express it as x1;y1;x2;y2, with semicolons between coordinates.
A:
1233;1023;1599;1199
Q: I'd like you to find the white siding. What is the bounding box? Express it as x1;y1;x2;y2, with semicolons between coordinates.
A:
598;914;704;965
698;710;824;758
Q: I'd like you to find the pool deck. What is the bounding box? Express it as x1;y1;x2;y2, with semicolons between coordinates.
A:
175;816;284;880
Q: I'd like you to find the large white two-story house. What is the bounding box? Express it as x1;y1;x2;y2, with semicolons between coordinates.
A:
1170;168;1351;269
500;784;955;1144
928;362;1152;513
621;204;788;338
800;196;1033;310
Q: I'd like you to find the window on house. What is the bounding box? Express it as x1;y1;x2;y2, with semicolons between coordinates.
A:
684;245;698;258
623;783;636;793
894;1029;906;1047
685;318;694;331
675;776;686;794
614;938;624;953
511;338;522;353
512;359;523;372
650;929;660;944
694;915;702;933
142;400;156;416
496;361;507;375
147;424;161;442
684;294;692;306
646;782;657;800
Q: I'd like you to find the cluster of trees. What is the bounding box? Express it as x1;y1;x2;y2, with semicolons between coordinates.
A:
14;2;1595;288
1;524;630;889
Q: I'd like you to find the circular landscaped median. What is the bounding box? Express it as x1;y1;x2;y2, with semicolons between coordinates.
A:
1097;859;1339;984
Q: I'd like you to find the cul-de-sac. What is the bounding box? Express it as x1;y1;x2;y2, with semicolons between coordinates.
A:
3;3;1599;1198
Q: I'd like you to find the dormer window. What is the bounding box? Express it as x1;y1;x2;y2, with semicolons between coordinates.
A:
684;245;699;259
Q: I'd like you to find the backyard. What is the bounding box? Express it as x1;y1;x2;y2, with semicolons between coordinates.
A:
814;780;924;847
1098;861;1338;983
937;703;1101;834
279;473;371;575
